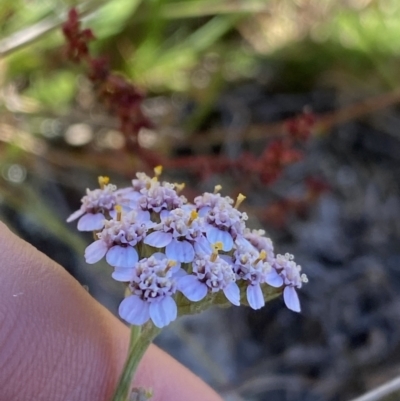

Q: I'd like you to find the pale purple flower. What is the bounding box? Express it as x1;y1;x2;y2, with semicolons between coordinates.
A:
201;202;248;252
243;229;275;261
178;254;240;306
67;183;117;231
273;253;307;313
194;191;233;210
84;211;149;275
132;172;153;191
138;181;186;214
118;254;181;328
233;245;282;310
144;208;209;263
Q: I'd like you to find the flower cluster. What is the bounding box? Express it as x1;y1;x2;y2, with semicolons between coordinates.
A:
68;168;308;328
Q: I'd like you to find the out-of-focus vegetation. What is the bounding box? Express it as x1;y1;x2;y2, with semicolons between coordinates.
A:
2;0;400;224
3;1;400;400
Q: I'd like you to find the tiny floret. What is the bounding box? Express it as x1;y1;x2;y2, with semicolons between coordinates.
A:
119;254;180;328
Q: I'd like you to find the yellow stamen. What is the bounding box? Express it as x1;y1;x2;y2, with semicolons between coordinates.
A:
115;205;123;221
98;176;110;189
166;260;177;272
214;184;222;194
188;210;198;225
175;182;185;192
210;241;223;262
154;165;163;177
234;193;246;209
254;250;267;265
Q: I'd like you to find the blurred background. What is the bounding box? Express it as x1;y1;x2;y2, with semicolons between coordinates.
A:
2;0;400;400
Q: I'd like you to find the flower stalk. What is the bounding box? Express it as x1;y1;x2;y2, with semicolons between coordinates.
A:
111;323;161;401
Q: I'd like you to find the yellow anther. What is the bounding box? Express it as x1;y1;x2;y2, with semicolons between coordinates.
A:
210;241;223;262
188;210;198;225
166;260;177;272
234;193;246;209
175;182;185;192
115;205;123;221
254;250;267;265
98;176;110;189
214;185;222;194
154;165;163;177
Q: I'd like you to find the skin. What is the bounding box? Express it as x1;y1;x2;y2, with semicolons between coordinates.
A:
0;221;223;401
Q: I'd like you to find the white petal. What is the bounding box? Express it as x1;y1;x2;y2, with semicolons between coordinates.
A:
144;231;172;248
119;295;150;326
178;275;208;301
84;240;108;264
206;226;233;251
149;297;177;328
223;282;240;306
194;236;212;255
247;284;265;310
112;267;134;282
265;270;284;288
106;245;138;268
166;239;195;263
283;286;301;312
66;209;85;223
77;213;105;231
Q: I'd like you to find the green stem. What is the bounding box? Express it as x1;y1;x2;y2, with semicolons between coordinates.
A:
111;323;161;401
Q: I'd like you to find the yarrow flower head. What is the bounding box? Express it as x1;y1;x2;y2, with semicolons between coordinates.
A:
68;170;308;327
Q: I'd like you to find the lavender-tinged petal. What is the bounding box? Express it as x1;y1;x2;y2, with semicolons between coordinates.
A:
181;204;196;212
66;209;85;223
206;226;233;252
265;270;284;288
166;240;195;263
193;235;212;255
144;231;172;248
223;282;240;306
84;240;108;264
178;275;208;301
77;213;105;231
220;255;234;265
112;267;134;282
152;252;167;261
149;297;177;328
283;286;301;312
173;267;187;278
106;245;138;268
235;236;253;250
198;206;211;217
247;284;265;310
136;209;151;222
123;191;142;201
160;210;171;219
119;295;150;326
